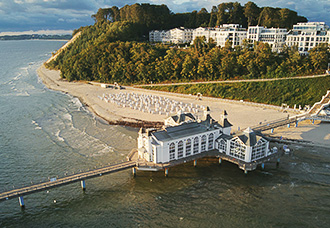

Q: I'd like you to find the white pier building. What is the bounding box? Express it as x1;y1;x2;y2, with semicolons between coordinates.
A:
137;108;274;170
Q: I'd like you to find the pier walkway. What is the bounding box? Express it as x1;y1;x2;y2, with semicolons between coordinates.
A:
0;161;136;202
246;90;330;133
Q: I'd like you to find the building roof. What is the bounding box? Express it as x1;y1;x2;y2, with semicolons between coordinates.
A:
152;121;218;142
236;127;263;146
216;133;233;141
165;111;196;126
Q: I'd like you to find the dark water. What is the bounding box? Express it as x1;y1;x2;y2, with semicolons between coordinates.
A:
0;41;329;228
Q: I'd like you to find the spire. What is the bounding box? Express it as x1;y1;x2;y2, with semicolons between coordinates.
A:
203;106;210;120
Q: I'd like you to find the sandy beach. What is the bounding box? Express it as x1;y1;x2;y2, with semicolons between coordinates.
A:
37;65;330;147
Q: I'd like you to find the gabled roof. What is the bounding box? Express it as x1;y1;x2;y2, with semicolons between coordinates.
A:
216;133;233;141
165;111;196;126
236;127;263;147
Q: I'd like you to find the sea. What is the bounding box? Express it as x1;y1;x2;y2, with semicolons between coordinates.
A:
0;40;329;228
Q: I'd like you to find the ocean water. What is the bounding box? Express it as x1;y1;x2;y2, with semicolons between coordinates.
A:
0;40;329;228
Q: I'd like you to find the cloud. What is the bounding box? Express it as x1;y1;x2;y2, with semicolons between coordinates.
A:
0;0;329;32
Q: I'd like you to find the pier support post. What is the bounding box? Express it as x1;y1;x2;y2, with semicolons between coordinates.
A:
219;158;222;165
276;158;280;168
194;160;197;167
18;196;25;208
81;180;86;191
164;168;169;177
271;128;274;133
261;163;265;170
132;167;137;177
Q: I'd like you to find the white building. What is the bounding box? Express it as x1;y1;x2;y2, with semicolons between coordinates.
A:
149;30;169;43
137;108;271;166
286;22;330;54
149;27;193;44
248;26;287;52
192;24;247;48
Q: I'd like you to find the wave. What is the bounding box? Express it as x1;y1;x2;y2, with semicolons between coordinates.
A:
32;120;42;130
70;97;84;111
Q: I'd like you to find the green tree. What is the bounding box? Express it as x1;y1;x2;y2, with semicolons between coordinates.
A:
244;1;260;26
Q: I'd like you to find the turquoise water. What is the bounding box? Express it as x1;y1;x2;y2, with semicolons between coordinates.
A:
0;40;329;227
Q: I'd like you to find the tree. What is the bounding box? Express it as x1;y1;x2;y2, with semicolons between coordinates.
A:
92;8;112;23
309;43;329;72
244;1;260;26
208;6;218;27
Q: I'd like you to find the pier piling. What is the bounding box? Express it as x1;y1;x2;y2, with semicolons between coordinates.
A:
18;196;24;208
194;160;197;167
132;167;137;177
164;168;169;177
81;180;86;191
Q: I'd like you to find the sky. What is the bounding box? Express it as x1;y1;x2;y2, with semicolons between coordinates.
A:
0;0;329;35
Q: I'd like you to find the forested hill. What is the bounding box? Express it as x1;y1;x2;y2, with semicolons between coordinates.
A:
46;2;329;85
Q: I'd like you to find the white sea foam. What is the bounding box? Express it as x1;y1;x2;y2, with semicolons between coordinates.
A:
70;97;83;110
63;113;72;122
55;130;65;142
32;120;42;130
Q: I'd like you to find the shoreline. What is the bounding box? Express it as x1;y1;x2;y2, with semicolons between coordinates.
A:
37;64;330;147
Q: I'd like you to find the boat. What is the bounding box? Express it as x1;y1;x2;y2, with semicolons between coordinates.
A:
283;145;290;154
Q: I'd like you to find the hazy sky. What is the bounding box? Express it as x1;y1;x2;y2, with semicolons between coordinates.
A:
0;0;329;34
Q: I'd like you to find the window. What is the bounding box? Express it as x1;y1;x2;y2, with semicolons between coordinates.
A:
208;133;214;150
178;141;184;158
186;139;191;156
169;143;175;161
251;139;267;161
229;139;246;160
219;139;227;152
193;137;199;154
201;135;207;152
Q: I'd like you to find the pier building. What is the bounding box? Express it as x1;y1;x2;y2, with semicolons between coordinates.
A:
137;108;272;166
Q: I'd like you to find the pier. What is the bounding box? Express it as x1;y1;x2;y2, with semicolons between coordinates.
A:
0;161;136;206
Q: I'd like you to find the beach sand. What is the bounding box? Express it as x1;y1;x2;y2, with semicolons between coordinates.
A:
37;65;330;147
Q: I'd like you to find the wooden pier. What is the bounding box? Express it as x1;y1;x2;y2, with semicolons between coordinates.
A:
0;161;136;204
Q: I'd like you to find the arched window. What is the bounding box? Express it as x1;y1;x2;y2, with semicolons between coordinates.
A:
193;137;199;154
169;143;175;161
219;139;226;153
186;139;191;156
201;135;207;152
208;133;214;150
178;141;184;158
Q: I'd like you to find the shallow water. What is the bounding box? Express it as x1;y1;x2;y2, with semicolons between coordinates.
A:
0;41;329;228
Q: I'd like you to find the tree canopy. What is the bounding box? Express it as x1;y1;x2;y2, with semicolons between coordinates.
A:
91;2;307;32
